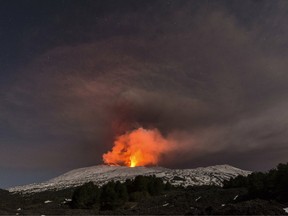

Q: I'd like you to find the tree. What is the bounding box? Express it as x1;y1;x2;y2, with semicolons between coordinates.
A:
274;163;288;201
148;176;165;195
247;172;266;198
223;175;248;188
222;162;288;203
71;175;173;210
115;181;128;202
133;175;149;192
100;181;119;210
71;182;100;209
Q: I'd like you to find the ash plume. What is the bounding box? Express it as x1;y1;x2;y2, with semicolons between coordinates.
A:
1;1;288;179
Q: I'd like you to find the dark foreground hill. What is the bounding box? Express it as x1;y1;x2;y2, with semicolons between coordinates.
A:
2;163;288;215
0;184;287;215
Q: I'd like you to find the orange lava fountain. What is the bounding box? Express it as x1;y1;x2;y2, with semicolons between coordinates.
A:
103;128;171;167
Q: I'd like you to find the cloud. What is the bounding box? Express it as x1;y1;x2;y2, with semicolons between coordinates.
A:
1;1;288;172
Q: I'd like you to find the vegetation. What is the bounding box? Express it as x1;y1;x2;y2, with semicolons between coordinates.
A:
71;162;288;212
71;175;172;210
223;162;288;202
72;182;100;209
0;170;287;215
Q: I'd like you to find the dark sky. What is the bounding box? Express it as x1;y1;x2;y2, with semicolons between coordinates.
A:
1;0;288;188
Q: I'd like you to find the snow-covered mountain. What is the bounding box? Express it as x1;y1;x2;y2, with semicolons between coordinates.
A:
9;164;251;194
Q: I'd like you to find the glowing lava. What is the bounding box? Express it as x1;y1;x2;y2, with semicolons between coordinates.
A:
130;156;137;167
103;127;172;167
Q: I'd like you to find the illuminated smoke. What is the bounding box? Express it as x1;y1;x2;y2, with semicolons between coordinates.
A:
103;127;174;167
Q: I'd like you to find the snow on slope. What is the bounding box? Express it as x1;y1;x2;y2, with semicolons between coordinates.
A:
9;164;251;194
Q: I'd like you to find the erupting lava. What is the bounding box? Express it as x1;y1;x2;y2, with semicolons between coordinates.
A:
103;128;172;167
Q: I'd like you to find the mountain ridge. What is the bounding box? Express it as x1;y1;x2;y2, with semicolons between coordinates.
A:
9;164;251;194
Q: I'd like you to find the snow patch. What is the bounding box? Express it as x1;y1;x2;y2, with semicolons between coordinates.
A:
283;207;288;213
62;198;72;204
9;164;251;194
233;195;238;200
44;200;52;204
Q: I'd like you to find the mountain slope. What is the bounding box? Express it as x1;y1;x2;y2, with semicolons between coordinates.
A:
9;164;251;193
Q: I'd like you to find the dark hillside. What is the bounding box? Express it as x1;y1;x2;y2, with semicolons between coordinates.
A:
1;163;288;215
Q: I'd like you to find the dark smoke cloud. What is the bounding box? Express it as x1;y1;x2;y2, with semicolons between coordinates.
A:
1;0;288;187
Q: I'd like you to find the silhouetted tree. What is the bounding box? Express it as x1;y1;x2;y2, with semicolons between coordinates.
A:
115;181;128;202
148;176;164;195
71;182;100;209
223;162;288;203
71;174;173;210
247;172;266;198
133;175;149;192
223;175;248;188
100;181;118;210
274;163;288;201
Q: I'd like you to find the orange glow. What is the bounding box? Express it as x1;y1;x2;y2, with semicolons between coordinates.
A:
103;128;172;167
130;156;137;167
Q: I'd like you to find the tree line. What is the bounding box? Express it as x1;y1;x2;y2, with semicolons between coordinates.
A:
223;162;288;202
71;175;172;210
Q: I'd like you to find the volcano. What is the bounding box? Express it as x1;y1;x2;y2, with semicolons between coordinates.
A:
9;165;251;194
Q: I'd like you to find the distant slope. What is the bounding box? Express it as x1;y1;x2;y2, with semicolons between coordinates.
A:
9;164;251;193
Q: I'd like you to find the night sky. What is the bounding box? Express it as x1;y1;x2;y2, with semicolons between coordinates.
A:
1;0;288;188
